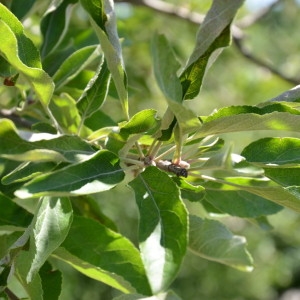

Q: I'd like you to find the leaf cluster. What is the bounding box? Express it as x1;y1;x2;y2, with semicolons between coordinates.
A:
1;0;300;299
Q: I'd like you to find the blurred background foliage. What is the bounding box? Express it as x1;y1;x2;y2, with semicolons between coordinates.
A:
2;0;300;299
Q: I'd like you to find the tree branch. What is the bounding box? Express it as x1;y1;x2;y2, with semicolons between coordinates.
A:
116;0;299;86
0;109;33;129
233;36;300;85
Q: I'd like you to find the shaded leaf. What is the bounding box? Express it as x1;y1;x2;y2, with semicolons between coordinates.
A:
40;262;62;300
151;34;182;103
204;189;282;218
129;167;188;294
41;0;77;57
0;193;32;227
54;216;152;295
15;150;125;198
151;34;201;133
189;215;253;271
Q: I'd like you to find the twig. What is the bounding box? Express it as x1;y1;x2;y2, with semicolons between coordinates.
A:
0;110;32;129
237;0;283;28
233;36;300;85
116;0;299;85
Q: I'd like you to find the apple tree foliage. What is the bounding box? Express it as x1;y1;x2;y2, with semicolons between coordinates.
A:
0;0;300;299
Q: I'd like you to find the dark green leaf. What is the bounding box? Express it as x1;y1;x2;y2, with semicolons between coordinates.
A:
180;0;244;99
241;137;300;166
180;25;231;99
77;59;111;120
53;45;100;89
264;168;300;187
41;0;77;57
129;167;188;293
40;262;62;300
0;192;32;227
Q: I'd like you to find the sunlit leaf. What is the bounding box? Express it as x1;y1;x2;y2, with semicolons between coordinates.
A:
15;150;125;198
180;0;244;99
129;167;188;294
189;215;253;271
0;5;54;119
0;119;95;163
241;137;300;166
77;59;111;121
14;251;43;300
54;216;152;295
26;197;73;282
151;34;201;133
114;290;182;300
80;0;128;119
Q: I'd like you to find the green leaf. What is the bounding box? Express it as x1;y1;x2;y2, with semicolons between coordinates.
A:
14;251;43;300
40;262;62;300
71;195;118;231
0;119;95;163
120;109;159;136
204;176;300;213
15;150;125;198
41;0;77;57
204;189;282;218
77;59;111;121
106;109;160;155
264;168;300;187
114;290;182;300
49;93;82;134
26;197;73;282
180;25;231;100
0;4;55;118
129;167;188;294
54;216;152;295
53;45;101;89
195;106;300;138
80;0;128;119
151;34;201;134
151;34;182;103
0;193;32;227
180;0;244;99
189;215;253;271
241;137;300;166
10;0;36;20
